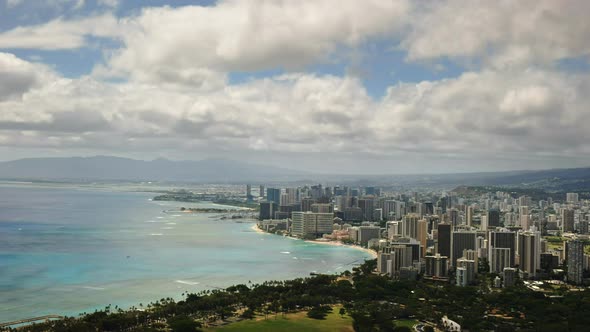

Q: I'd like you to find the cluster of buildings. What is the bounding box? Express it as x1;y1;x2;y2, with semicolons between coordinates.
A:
254;184;590;286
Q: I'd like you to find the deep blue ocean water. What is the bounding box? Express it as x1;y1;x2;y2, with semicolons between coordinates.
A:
0;183;371;322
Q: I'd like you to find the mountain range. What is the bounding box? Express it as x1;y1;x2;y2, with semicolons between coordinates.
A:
0;156;588;191
0;156;304;183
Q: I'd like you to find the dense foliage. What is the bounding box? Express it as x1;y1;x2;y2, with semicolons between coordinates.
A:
7;259;590;331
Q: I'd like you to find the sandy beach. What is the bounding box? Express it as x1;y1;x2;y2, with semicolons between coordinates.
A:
305;239;378;258
252;224;377;259
251;223;267;234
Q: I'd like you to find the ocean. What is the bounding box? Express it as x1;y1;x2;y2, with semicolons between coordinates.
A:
0;182;371;322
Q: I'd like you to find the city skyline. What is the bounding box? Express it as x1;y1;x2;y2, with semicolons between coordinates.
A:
1;0;590;174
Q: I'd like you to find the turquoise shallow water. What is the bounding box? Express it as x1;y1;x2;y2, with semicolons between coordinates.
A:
0;183;371;322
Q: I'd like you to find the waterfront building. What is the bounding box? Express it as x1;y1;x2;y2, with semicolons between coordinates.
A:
358;225;381;246
291;212;333;238
259;201;276;220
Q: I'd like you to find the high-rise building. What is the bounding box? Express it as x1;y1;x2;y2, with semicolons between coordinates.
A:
456;258;476;286
566;193;579;203
562;209;575;233
503;267;518;287
266;188;281;205
259;202;277;220
518;196;532;208
246;184;253;202
358;226;381;246
301;197;316;212
383;200;396;220
451;230;477;267
395;201;406;220
358;199;375;221
342;207;363;221
480;215;488;230
488;209;501;228
402;213;420;240
285;188;298;205
424;202;434;215
417;219;428;257
280;193;289;206
517;229;541;278
387;221;401;240
489;248;511;273
466;205;474;227
437;223;451;258
424;254;448;278
381;245;414;278
311;203;333;213
334;195;351;210
579;220;589;235
259;185;265;198
449;208;459;226
291;212;333;238
566;239;584;285
488;230;516;267
518;206;530;230
310;185;323;200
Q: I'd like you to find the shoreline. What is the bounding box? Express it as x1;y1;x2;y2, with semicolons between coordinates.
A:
251;223;377;259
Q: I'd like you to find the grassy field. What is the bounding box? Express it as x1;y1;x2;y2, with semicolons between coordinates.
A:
207;305;353;332
394;319;419;328
206;306;419;332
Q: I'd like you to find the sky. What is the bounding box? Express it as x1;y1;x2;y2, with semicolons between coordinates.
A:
0;0;589;174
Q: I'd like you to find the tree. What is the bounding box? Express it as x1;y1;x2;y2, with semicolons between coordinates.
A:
339;307;346;318
307;305;332;320
167;316;202;332
240;308;255;320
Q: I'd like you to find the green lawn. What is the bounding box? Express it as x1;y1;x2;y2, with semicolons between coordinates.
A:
207;306;353;332
394;319;418;328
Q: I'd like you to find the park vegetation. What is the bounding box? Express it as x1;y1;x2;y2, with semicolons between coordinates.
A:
7;259;590;332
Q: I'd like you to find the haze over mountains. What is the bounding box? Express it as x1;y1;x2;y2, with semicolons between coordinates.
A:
0;156;588;190
0;156;303;183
